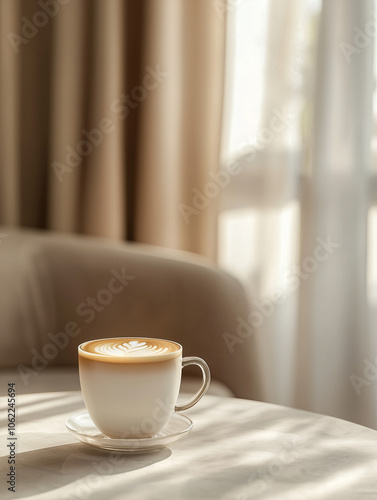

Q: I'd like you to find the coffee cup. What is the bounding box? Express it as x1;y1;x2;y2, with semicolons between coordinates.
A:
78;337;210;439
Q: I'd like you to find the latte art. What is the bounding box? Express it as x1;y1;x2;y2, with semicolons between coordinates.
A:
94;340;170;357
79;337;181;363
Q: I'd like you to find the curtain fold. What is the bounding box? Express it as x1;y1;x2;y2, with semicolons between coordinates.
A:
0;0;226;259
136;0;226;257
0;1;20;224
47;0;90;234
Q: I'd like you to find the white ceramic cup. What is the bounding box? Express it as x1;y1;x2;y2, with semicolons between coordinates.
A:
78;337;210;439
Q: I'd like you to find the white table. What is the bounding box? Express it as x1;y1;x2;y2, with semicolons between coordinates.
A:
1;391;377;499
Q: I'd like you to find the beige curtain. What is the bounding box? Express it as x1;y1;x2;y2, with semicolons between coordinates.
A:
0;0;225;258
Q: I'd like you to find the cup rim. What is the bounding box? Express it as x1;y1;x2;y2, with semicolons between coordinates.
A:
78;337;182;363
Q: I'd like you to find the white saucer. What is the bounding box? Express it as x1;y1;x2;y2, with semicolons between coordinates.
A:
65;412;193;453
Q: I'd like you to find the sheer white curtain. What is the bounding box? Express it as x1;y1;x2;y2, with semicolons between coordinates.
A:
219;0;377;428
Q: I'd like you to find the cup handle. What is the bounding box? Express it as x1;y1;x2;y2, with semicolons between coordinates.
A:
175;356;211;412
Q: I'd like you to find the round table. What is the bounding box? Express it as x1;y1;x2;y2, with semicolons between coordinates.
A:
1;391;377;499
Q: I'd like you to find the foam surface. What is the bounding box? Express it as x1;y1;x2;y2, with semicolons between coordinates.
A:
79;338;181;362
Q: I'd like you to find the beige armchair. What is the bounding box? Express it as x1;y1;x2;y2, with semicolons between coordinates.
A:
0;228;261;400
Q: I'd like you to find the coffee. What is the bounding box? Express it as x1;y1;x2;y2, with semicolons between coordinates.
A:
79;338;180;362
78;337;210;439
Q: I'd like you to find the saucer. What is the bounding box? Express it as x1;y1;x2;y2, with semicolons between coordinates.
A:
65;412;193;452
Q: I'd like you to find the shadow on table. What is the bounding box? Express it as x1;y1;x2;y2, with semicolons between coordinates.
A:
174;398;377;499
16;396;85;426
0;442;171;499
